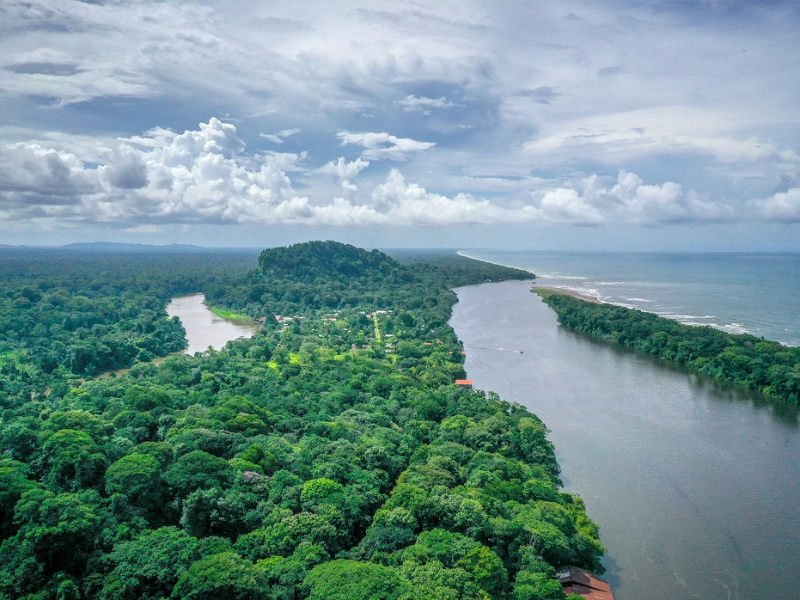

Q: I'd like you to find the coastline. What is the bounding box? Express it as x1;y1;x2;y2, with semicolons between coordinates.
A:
461;251;799;346
457;250;537;276
532;285;602;304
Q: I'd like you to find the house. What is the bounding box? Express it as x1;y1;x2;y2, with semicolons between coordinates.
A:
556;566;614;600
455;379;473;389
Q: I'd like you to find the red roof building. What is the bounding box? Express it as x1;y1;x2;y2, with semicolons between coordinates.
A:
455;379;473;388
556;566;615;600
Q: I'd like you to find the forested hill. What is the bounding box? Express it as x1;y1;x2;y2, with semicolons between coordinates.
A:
0;242;601;600
538;289;800;405
204;241;532;318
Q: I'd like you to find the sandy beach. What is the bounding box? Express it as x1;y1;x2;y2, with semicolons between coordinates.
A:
531;285;602;304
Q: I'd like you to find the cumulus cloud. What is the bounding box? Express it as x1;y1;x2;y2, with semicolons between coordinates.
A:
608;171;734;224
0;119;309;225
318;157;370;193
537;188;605;225
0;119;771;229
337;132;436;161
297;169;736;227
0;143;100;203
757;188;800;222
394;95;457;114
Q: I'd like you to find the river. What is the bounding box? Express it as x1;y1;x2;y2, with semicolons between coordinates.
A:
166;294;260;354
450;280;800;600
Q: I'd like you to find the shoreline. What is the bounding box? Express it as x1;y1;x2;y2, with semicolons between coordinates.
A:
456;250;537;276
532;285;602;304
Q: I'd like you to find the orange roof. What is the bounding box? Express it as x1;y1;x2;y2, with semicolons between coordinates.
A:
455;379;473;386
557;566;614;600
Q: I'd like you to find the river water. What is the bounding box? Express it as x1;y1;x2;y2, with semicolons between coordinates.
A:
166;294;260;354
450;281;800;600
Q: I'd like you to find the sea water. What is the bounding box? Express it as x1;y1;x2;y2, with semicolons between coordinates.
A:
459;252;800;346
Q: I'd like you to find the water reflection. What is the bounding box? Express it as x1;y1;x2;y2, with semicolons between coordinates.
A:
567;327;800;428
450;280;800;600
167;294;260;354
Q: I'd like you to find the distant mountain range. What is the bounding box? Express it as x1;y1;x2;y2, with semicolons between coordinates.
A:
64;242;204;252
0;242;261;253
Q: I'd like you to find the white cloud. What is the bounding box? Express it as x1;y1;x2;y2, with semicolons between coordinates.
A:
0;120;771;230
522;106;800;168
0;143;100;200
337;132;436;161
757;188;800;222
537;188;605;225
0;118;309;225
395;95;457;114
260;128;301;144
318;157;370;193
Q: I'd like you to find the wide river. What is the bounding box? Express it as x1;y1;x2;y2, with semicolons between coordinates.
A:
450;281;800;600
166;294;260;354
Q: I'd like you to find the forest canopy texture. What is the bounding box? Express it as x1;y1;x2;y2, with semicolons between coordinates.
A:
0;242;600;600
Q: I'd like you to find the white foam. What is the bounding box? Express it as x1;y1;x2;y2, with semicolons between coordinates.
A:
712;323;755;335
538;274;588;280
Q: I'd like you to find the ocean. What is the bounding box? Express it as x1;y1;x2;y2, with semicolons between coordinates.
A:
459;251;800;346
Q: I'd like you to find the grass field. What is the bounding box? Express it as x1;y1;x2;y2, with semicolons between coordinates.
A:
208;306;251;320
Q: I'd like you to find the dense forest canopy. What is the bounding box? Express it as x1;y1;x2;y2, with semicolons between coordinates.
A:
0;249;258;379
0;242;600;600
538;288;800;405
203;242;532;319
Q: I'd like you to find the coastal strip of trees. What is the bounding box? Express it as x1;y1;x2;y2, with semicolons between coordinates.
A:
537;288;800;405
0;242;599;600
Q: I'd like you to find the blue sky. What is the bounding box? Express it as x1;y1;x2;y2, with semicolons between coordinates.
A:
1;0;799;250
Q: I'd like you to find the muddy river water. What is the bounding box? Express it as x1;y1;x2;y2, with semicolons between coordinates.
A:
166;294;260;354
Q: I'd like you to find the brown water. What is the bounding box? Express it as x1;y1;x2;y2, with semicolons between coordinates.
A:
450;281;800;600
166;294;260;354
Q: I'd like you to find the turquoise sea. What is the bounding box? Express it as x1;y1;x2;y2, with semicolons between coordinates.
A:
459;252;800;346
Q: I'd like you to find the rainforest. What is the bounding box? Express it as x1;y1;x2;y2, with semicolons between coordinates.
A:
0;242;602;600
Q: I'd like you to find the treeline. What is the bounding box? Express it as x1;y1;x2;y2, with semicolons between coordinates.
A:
538;289;800;405
0;243;600;599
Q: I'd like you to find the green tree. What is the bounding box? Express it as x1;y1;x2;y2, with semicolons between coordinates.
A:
101;527;203;600
106;453;170;516
164;450;236;497
1;488;101;584
303;559;412;600
41;429;107;491
171;551;268;600
0;459;39;540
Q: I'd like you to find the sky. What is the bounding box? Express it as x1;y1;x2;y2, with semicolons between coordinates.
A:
1;0;799;250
